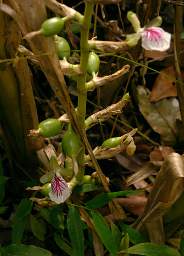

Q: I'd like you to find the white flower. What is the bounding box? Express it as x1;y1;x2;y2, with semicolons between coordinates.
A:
140;27;171;51
49;174;71;204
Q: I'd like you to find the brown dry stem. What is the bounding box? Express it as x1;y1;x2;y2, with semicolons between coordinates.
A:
86;64;130;91
88;39;129;53
85;93;130;129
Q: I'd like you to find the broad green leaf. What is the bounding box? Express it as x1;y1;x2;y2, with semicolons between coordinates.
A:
86;190;142;209
40;206;65;230
111;223;121;252
13;199;32;222
67;206;84;256
54;233;72;255
121;242;181;256
49;206;65;230
91;211;117;256
12;216;27;243
30;215;46;241
12;199;32;243
121;224;147;244
4;244;52;256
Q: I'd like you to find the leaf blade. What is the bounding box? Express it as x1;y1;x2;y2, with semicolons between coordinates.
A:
67;206;84;256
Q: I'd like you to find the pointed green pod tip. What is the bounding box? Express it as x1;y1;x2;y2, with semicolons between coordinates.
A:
62;124;82;158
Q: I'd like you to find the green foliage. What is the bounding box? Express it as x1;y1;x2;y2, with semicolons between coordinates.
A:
12;199;33;243
90;211;118;256
67;205;84;256
40;206;65;230
120;224;147;244
86;190;143;209
54;233;72;255
3;244;52;256
121;243;181;256
30;215;46;241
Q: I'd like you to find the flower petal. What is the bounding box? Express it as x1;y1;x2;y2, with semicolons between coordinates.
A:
141;27;171;51
49;175;71;204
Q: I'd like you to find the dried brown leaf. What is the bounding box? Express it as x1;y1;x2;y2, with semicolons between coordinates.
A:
137;153;184;229
150;66;177;102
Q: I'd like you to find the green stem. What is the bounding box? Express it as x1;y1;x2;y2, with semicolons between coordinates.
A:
76;2;94;180
77;2;93;127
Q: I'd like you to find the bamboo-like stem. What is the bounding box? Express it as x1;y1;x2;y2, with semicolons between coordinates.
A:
75;2;94;180
77;2;93;128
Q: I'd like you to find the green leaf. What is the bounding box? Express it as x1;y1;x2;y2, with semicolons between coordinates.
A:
121;242;181;256
120;233;129;250
13;199;33;222
91;211;117;256
120;233;129;256
111;223;121;252
49;206;65;230
121;224;147;244
54;233;72;255
4;244;52;256
12;216;27;244
67;206;84;256
86;190;142;209
30;215;46;241
12;199;32;243
39;207;64;230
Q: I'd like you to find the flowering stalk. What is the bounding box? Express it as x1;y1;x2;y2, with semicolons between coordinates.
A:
76;2;94;181
126;12;171;52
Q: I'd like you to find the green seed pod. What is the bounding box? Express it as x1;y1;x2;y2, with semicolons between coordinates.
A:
38;118;62;137
41;183;51;196
41;17;65;37
87;52;100;75
62;124;82;158
63;156;74;180
102;137;121;148
55;36;71;59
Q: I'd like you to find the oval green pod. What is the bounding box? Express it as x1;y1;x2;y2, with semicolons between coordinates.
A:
41;183;51;196
62;124;82;158
55;36;71;59
87;52;100;75
102;137;121;148
38;118;62;137
41;17;65;37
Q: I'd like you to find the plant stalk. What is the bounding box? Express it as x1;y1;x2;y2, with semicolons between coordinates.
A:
76;2;94;180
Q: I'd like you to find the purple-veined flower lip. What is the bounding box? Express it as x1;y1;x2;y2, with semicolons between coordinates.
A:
49;174;71;204
140;26;171;51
